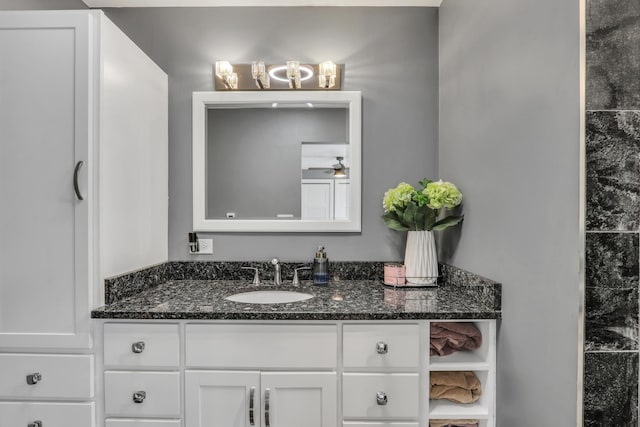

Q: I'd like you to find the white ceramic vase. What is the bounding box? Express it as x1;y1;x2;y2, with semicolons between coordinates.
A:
404;230;438;286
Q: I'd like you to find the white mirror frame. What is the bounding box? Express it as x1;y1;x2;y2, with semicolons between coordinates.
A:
192;90;362;232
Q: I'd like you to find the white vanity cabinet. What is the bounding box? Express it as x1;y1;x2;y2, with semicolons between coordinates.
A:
185;371;337;427
98;320;496;427
184;324;338;427
0;9;168;427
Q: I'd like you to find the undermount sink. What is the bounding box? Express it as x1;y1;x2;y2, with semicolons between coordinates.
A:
225;290;314;304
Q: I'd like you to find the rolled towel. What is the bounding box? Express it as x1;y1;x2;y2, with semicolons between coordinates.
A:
430;371;482;404
431;322;482;356
430;420;479;427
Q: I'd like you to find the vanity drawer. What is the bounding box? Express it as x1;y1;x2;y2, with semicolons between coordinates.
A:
104;371;181;418
343;324;420;369
0;402;95;427
342;373;419;419
0;353;94;399
106;420;181;427
104;323;180;368
186;324;337;368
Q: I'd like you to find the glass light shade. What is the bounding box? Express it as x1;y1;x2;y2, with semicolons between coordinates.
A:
227;72;238;90
334;167;346;177
251;61;270;89
319;61;337;88
286;60;301;89
215;61;233;79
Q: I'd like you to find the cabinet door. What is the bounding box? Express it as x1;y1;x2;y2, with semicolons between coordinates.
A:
185;370;261;427
301;180;334;220
261;372;337;427
334;179;350;220
0;11;91;348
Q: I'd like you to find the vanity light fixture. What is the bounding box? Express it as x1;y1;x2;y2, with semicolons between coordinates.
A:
319;60;337;89
213;60;341;91
214;61;238;90
251;61;270;89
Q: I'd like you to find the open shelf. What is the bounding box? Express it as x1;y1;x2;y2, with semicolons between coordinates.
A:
428;370;493;420
428;418;489;427
429;321;494;371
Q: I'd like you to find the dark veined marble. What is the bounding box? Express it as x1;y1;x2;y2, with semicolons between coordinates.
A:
585;286;639;351
586;111;640;231
586;232;639;288
93;278;501;321
584;352;639;427
587;0;640;109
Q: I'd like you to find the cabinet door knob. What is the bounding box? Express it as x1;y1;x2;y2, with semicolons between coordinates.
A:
26;373;42;385
376;341;388;354
28;422;43;427
376;391;388;405
133;390;146;403
131;341;146;353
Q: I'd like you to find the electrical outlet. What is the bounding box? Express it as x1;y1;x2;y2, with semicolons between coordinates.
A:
197;239;213;254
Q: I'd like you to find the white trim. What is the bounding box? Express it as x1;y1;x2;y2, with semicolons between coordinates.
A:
83;0;442;7
192;90;362;233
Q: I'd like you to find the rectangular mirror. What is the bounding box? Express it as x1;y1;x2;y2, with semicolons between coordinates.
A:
193;91;361;232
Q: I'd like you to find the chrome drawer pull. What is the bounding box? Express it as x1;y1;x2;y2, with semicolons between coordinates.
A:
376;391;388;405
131;341;146;353
26;373;42;385
249;386;255;425
264;388;271;427
28;422;43;427
376;341;388;354
133;390;146;403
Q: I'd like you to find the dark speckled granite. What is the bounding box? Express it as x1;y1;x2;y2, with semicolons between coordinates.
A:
96;262;501;320
92;279;501;320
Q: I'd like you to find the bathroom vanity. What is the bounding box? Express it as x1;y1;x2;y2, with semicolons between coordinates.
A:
89;263;501;427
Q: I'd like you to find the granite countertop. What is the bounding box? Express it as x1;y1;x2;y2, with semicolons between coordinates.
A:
91;262;501;320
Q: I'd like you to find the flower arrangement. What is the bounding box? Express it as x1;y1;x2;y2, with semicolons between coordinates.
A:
382;179;464;231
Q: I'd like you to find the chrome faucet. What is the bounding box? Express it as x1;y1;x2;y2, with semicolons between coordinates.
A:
271;258;282;285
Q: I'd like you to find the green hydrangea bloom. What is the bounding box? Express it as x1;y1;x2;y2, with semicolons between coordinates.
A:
423;180;462;210
383;182;415;213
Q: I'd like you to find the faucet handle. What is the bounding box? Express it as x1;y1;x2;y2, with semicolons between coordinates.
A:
293;266;311;285
241;266;261;285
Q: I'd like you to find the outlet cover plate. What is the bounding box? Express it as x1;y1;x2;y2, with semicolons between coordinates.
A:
197;239;213;254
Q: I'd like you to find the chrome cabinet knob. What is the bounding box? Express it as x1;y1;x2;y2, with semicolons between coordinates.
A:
131;341;145;353
28;422;43;427
133;390;146;403
376;341;388;354
376;391;388;405
26;373;42;385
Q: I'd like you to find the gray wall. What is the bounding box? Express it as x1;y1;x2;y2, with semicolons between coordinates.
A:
206;108;347;218
439;0;580;425
0;0;86;9
102;7;439;261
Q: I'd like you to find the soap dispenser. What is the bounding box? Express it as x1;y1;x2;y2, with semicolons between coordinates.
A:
313;246;329;286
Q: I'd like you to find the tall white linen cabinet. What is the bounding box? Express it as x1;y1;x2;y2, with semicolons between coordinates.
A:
0;10;168;426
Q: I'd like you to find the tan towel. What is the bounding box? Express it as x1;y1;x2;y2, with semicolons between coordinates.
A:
430;371;482;403
429;420;480;427
431;322;483;356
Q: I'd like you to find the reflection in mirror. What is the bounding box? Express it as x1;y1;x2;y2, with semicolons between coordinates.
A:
192;91;361;232
206;107;348;220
